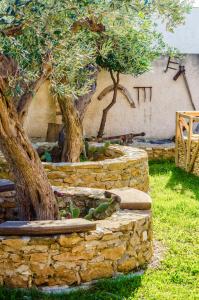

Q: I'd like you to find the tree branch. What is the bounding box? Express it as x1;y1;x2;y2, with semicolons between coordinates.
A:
17;57;52;123
109;69;116;85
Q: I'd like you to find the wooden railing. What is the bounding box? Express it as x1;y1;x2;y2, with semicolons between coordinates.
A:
176;111;199;172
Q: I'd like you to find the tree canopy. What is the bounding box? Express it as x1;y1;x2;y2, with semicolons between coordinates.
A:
0;0;191;102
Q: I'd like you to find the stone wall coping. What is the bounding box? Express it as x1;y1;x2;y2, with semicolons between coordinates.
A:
43;146;147;169
0;219;96;236
0;209;151;238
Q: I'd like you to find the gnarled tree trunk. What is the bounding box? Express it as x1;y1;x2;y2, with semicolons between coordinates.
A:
97;70;120;138
58;67;98;162
0;94;58;220
58;96;83;162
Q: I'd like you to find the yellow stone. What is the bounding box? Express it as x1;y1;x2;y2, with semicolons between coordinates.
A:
58;235;83;247
118;257;138;272
2;239;29;250
80;261;114;282
30;253;48;263
4;275;29;288
53;250;94;261
101;245;126;260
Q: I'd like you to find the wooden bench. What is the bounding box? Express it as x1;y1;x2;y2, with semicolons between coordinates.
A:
0;219;96;236
111;188;152;210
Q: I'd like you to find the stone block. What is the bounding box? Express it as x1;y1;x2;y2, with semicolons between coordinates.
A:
80;261;114;282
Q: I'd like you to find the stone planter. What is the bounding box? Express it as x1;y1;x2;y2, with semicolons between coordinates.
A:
45;145;149;192
0;145;149;192
0;187;153;288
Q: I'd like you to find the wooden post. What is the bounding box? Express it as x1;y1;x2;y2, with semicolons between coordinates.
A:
186;116;193;171
175;112;180;166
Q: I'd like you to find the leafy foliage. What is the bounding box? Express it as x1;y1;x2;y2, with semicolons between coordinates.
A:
0;0;191;102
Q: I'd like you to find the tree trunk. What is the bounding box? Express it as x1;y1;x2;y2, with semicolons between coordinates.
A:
97;71;120;138
0;94;58;220
58;97;83;162
58;66;98;163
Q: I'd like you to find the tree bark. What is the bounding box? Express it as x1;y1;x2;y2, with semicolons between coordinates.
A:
97;71;120;138
58;96;83;162
58;66;98;162
0;94;58;220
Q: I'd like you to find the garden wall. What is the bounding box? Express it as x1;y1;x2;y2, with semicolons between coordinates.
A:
131;144;175;160
0;145;149;192
0;209;152;288
45;146;149;191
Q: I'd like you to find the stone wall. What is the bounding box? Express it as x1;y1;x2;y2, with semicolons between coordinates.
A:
176;140;199;176
130;142;175;160
0;191;17;223
0;209;152;288
0;146;149;192
45;146;149;192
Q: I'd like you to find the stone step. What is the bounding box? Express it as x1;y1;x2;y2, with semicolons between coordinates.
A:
0;219;96;236
110;188;151;210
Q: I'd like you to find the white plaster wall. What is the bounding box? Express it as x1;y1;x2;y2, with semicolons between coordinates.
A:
83;55;199;139
24;81;57;139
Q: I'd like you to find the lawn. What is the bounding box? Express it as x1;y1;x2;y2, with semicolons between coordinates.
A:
0;160;199;300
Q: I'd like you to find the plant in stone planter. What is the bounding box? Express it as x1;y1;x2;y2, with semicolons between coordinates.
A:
60;201;80;219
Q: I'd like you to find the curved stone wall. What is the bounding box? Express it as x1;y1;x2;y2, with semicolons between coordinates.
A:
45;145;149;192
0;146;149;192
0;209;152;288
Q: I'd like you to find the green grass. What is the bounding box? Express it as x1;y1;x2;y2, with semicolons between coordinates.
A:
0;160;199;300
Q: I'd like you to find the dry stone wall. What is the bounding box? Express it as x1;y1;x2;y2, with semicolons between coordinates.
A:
130;142;175;160
0;146;149;192
0;209;152;288
45;146;149;192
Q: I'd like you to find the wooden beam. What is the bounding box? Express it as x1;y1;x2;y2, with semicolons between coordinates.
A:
175;112;180;166
186;117;193;171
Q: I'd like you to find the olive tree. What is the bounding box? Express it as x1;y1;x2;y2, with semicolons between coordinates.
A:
0;0;190;220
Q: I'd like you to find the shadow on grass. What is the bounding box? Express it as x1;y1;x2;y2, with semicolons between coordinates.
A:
149;160;199;201
0;274;142;300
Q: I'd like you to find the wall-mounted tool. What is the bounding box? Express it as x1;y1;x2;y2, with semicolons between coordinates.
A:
86;132;146;145
165;57;196;111
173;65;196;111
164;56;181;72
134;86;152;104
98;84;136;108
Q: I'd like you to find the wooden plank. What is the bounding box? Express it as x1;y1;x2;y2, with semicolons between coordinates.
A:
175;112;180;166
186;117;193;171
178;111;199;116
0;180;15;193
179;120;187;165
0;219;96;236
179;113;192;120
188;139;199;172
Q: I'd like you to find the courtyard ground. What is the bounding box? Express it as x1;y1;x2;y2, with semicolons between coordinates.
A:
0;160;199;300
